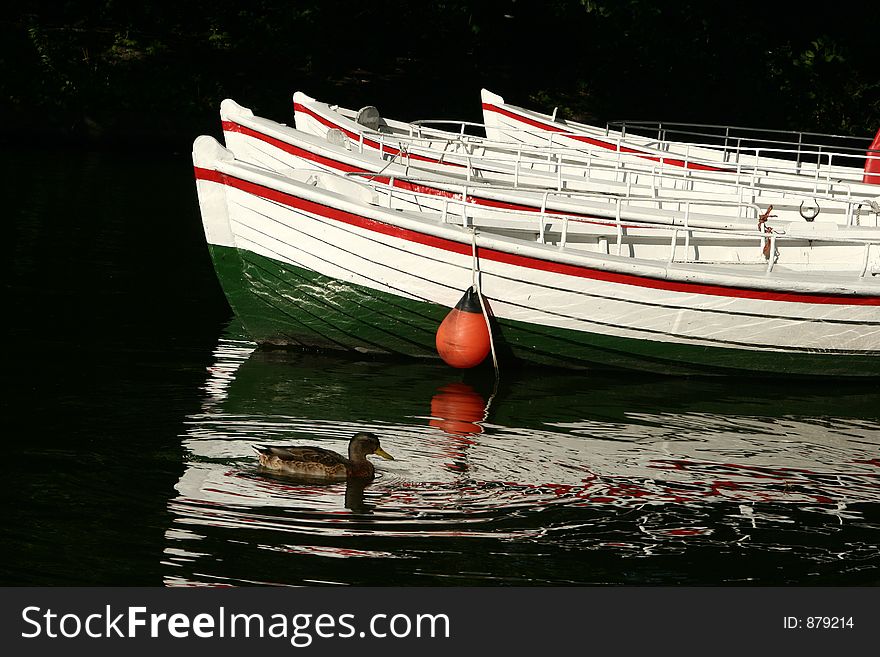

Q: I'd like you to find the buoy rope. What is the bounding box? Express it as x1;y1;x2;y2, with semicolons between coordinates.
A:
471;229;499;379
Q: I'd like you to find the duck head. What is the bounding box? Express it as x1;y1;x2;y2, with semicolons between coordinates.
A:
348;432;394;462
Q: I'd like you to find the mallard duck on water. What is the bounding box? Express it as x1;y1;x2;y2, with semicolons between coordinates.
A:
253;432;394;480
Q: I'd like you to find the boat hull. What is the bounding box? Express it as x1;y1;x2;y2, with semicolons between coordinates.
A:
194;137;880;377
208;243;880;377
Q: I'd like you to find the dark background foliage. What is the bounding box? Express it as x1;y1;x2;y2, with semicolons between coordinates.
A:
2;0;878;151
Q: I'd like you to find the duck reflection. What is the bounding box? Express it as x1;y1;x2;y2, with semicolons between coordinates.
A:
343;477;373;514
253;469;376;514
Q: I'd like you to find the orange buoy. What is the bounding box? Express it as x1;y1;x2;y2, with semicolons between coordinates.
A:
435;287;491;368
864;128;880;185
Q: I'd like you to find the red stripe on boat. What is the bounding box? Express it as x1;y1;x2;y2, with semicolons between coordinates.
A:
223;121;365;173
195;166;880;306
482;103;727;173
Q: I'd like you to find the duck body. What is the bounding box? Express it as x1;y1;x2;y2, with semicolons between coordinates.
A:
254;445;368;480
253;432;394;480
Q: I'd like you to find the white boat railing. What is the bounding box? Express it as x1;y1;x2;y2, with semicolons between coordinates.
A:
361;124;837;186
342;172;880;277
476;108;876;176
399;116;878;185
409;119;487;140
298;96;880;198
488;124;877;185
342;129;878;225
356;171;763;224
605;119;875;164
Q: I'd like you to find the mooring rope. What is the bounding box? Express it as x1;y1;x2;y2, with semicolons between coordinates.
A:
471;228;499;379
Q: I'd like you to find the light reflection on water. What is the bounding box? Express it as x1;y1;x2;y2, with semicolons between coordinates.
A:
165;329;880;586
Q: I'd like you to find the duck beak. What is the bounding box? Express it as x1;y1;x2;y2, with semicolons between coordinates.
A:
374;447;395;461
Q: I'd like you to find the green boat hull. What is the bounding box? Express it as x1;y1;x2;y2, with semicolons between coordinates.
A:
208;244;880;377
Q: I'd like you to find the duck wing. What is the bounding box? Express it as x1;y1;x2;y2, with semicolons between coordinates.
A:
253;445;349;467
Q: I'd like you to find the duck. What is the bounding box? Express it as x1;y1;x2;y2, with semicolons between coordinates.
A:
253;432;394;480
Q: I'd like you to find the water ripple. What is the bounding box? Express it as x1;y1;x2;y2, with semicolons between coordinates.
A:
164;338;880;586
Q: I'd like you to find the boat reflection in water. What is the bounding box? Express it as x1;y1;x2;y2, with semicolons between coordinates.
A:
165;326;880;586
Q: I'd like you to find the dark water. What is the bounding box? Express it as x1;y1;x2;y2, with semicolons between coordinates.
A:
4;148;880;586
